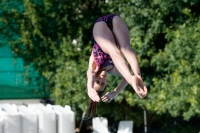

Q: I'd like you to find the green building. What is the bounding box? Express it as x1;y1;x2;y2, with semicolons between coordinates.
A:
0;1;49;101
0;45;49;100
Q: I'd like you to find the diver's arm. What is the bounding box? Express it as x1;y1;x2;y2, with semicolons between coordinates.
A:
101;67;129;102
107;66;129;94
101;77;128;102
114;77;128;95
87;54;100;102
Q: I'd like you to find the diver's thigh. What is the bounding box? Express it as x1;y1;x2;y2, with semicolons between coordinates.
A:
112;16;131;49
93;22;120;55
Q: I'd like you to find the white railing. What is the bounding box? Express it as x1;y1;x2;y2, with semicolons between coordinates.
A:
0;103;75;133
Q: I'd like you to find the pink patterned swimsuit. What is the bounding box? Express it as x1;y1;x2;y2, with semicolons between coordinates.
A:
92;14;119;71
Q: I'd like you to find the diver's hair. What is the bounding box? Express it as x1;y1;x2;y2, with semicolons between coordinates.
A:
83;87;106;121
85;99;97;119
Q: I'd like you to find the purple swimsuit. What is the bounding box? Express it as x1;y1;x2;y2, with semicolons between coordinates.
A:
92;14;119;71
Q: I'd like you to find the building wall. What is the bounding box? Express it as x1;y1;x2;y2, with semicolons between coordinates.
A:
0;45;49;99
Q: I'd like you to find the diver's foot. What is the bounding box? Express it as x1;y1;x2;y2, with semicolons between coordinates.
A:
130;76;147;98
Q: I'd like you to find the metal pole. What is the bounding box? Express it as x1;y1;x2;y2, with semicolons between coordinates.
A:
144;108;147;133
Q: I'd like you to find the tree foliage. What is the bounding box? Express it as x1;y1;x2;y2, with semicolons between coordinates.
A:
1;0;200;131
108;0;200;121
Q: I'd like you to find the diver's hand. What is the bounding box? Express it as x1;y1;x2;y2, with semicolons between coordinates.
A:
88;88;100;102
101;91;117;103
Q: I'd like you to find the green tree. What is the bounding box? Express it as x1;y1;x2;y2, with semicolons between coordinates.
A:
107;0;200;120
